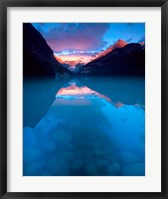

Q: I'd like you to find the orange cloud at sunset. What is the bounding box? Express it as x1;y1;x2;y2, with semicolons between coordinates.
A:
54;54;92;67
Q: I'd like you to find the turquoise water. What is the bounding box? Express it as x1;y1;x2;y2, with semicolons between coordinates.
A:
23;76;145;176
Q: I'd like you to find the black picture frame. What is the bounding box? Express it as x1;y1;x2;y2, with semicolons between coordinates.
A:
0;0;167;198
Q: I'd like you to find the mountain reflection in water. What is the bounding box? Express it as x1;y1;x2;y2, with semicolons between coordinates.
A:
23;76;145;176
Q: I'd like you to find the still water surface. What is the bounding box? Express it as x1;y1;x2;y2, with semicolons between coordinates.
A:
23;76;145;176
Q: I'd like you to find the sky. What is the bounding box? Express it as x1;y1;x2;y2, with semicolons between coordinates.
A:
32;23;145;66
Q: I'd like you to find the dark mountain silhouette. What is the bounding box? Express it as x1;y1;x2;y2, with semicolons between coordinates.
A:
80;43;145;75
23;23;72;76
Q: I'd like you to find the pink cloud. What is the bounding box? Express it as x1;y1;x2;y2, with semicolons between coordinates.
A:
37;23;110;52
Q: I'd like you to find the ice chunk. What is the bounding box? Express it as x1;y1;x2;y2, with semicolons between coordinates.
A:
47;156;70;176
23;127;36;147
105;163;120;175
24;160;45;176
122;163;145;176
71;159;85;170
85;163;97;175
23;146;41;164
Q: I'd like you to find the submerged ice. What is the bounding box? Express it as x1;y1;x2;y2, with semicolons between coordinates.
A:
23;77;145;176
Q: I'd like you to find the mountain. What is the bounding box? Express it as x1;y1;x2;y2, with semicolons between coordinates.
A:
93;39;127;61
54;54;78;74
23;23;72;76
54;55;65;64
139;41;145;46
54;54;88;68
55;80;112;103
139;42;145;49
80;42;145;75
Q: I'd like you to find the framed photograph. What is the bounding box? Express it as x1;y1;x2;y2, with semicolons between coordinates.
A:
0;0;167;198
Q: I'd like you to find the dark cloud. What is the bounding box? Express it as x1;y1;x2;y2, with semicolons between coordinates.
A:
126;37;134;42
37;23;110;52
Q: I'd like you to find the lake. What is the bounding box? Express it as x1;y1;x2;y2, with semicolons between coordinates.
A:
23;75;145;176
